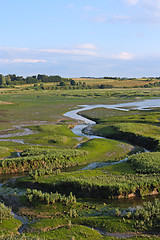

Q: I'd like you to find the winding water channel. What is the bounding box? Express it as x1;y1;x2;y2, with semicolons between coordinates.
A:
0;98;160;233
64;98;160;170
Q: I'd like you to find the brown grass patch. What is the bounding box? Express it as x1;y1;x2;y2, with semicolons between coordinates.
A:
0;101;13;104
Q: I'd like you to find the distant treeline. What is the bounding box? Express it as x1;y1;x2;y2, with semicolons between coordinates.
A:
0;73;113;90
0;74;62;86
1;74;160;90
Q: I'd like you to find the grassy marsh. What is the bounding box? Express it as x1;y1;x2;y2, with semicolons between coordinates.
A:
0;87;160;239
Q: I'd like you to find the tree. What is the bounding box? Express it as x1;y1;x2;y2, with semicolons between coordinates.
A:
5;75;11;85
0;74;6;85
37;74;48;82
48;75;61;82
70;79;76;86
59;81;66;86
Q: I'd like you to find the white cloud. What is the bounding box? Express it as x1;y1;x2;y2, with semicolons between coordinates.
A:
12;59;46;63
0;59;9;63
40;48;98;56
123;0;160;24
125;0;160;9
0;46;98;57
112;52;134;60
92;14;130;23
76;44;97;50
0;58;46;63
0;47;135;63
125;0;139;5
142;0;160;9
0;47;30;52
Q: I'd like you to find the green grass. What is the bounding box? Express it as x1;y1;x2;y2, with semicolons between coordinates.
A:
80;107;160;150
0;218;21;236
26;216;134;233
0;88;159;131
101;161;136;175
73;216;134;233
80;138;133;162
17;124;81;148
0;126;133;174
0;146;11;158
91;122;159;150
0;232;159;240
28;225;105;240
114;122;160;140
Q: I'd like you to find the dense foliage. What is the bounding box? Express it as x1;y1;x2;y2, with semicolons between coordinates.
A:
128;152;160;173
133;199;160;231
25;189;76;205
113;199;160;231
18;169;160;199
0;148;88;173
0;203;12;220
0;74;62;87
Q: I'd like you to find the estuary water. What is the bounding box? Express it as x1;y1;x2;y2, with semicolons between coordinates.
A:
64;98;160;124
64;98;160;138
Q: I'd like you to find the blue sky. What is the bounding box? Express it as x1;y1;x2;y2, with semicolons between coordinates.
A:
0;0;160;77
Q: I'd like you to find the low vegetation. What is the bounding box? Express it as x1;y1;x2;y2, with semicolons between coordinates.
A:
113;199;160;232
128;152;160;173
0;147;88;174
25;189;76;206
0;203;21;236
16;168;160;199
0;202;12;220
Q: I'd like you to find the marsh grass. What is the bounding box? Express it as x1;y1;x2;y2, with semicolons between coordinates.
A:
0;88;160;131
0;88;160;239
0;146;10;158
0;218;21;236
128;152;160;173
101;162;136;175
18;124;80;147
17;168;160;199
80;108;160;150
80;138;133;162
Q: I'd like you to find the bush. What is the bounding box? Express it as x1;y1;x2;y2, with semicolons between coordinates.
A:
128;152;160;173
0;202;12;220
25;189;76;206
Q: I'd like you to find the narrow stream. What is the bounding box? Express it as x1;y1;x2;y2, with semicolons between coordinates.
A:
0;174;32;233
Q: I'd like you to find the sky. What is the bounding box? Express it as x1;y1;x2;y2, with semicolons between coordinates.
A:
0;0;160;78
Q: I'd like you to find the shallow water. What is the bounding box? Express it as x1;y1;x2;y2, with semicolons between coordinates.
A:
64;98;160;141
64;98;160;124
81;158;128;170
0;127;34;138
